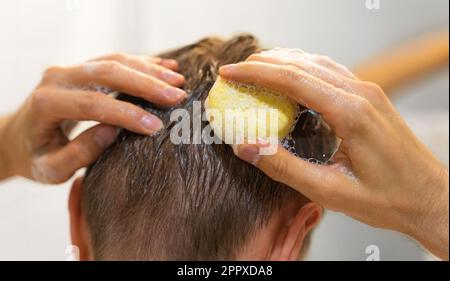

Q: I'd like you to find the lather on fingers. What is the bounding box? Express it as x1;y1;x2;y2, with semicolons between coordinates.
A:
219;61;376;138
245;50;390;110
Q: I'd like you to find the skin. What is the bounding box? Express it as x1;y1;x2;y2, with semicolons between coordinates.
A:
68;177;323;260
0;53;186;183
0;49;447;260
220;48;449;260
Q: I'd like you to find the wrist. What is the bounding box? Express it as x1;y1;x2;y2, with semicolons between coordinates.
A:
0;114;16;179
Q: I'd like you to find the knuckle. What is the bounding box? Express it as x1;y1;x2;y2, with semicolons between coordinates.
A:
246;53;265;61
95;61;123;76
278;65;303;81
352;96;373;116
312;55;332;65
110;52;127;61
151;63;165;75
364;81;383;93
99;52;127;62
359;81;388;104
78;93;102;118
311;55;351;75
341;96;375;134
42;66;64;83
150;56;163;65
44;66;63;76
70;143;92;167
30;88;51;111
270;156;289;182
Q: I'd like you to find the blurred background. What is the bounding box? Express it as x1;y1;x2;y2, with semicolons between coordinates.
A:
0;0;448;260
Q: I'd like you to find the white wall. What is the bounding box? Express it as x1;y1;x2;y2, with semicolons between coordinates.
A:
0;0;448;260
0;0;140;260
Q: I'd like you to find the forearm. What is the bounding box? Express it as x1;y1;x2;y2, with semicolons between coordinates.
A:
0;115;15;180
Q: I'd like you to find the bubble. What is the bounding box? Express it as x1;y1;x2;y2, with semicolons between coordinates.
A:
308;158;323;165
281;135;298;156
213;77;340;164
248;85;256;94
282;107;339;165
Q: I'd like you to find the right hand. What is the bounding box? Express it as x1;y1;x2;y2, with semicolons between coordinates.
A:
219;49;449;260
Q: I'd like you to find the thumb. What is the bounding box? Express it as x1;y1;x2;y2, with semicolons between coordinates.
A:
232;142;356;207
36;124;119;183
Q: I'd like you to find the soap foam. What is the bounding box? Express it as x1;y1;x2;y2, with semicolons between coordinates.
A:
281;108;340;165
252;49;341;163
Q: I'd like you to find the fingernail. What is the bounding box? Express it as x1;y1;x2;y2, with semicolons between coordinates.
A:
165;87;187;102
94;126;119;148
141;115;163;133
235;145;260;165
219;64;236;74
256;137;270;146
257;138;279;156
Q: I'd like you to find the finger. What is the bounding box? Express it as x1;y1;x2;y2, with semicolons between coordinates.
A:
147;57;180;71
160;59;179;70
91;54;185;86
305;54;358;80
219;61;383;139
233;143;359;208
32;88;163;135
64;61;187;106
91;54;177;69
258;48;357;80
302;55;391;108
219;61;355;122
247;53;390;110
309;56;357;79
247;53;360;94
38;124;119;183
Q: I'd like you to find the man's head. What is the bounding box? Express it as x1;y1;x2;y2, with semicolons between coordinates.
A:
68;35;323;260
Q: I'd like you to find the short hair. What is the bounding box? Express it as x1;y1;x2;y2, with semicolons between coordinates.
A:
82;35;311;260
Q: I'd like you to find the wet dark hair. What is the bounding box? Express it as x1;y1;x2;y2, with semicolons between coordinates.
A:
82;35;309;260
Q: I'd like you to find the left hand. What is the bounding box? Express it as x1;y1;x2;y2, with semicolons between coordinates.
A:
0;53;186;184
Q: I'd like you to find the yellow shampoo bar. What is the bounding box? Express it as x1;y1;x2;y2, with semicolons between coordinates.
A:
205;77;299;144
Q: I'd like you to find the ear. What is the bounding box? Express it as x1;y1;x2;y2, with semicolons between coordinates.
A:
269;202;323;261
68;177;91;261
